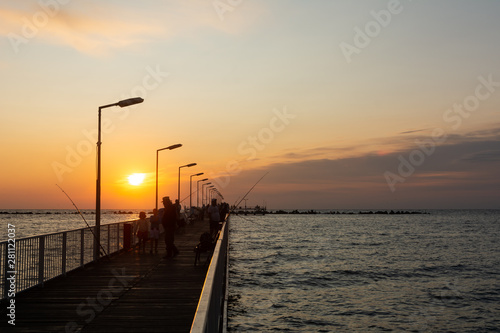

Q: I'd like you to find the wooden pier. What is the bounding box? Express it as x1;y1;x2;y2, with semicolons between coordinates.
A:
0;220;212;333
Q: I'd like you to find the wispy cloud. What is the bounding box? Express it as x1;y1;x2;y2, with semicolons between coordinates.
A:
399;128;430;135
459;150;500;163
0;5;164;56
0;1;267;56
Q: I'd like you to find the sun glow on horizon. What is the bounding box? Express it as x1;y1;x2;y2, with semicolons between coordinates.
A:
127;173;146;186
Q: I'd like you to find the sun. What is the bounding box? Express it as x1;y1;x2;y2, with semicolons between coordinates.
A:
127;173;146;186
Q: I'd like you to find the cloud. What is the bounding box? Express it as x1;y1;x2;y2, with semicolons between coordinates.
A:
220;127;500;209
399;128;431;135
0;1;268;56
459;150;500;163
0;4;165;56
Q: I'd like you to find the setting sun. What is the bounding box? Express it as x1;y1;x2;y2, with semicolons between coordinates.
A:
127;173;146;186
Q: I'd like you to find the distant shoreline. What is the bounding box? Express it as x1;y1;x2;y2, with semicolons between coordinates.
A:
270;209;430;215
1;208;499;215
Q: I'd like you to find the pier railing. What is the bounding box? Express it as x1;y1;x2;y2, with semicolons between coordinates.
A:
1;220;139;300
191;216;229;333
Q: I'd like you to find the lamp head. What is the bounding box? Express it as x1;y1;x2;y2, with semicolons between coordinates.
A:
118;97;144;107
168;144;182;150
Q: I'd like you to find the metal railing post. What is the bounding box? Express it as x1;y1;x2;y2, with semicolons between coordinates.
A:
62;232;67;276
3;243;8;299
38;236;45;286
117;224;120;252
80;229;84;267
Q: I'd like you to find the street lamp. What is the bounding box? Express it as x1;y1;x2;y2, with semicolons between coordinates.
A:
209;188;216;202
213;189;223;201
212;188;221;202
178;163;197;205
197;178;208;207
206;185;215;205
96;97;143;261
189;173;204;208
202;182;211;206
155;144;182;211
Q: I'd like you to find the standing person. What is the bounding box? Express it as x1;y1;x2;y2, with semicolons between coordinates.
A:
149;208;160;254
174;199;185;230
220;202;229;221
135;211;149;253
208;198;220;237
161;196;178;258
200;204;206;221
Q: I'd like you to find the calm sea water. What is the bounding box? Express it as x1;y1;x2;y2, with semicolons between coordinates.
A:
0;209;143;242
228;210;500;332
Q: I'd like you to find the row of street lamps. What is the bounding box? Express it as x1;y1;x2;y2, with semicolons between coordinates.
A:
94;97;222;261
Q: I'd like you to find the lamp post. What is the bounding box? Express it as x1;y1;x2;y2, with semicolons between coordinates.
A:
197;178;208;207
212;188;221;201
206;185;215;205
189;173;204;208
96;97;143;262
202;182;211;206
213;189;223;201
155;144;182;211
178;163;197;205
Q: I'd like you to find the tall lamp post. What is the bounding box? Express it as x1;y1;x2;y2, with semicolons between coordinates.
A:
197;178;208;207
206;185;215;205
96;97;143;262
212;188;221;202
189;173;204;208
178;163;197;205
156;144;182;211
202;182;211;206
213;189;223;201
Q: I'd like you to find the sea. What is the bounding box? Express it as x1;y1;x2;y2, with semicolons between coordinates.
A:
2;209;499;331
227;210;500;332
0;209;143;242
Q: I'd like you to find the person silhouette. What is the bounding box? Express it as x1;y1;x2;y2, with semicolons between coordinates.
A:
135;211;149;253
208;198;220;237
149;208;160;254
161;196;178;258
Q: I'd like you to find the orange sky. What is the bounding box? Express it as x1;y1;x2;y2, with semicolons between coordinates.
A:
1;1;500;210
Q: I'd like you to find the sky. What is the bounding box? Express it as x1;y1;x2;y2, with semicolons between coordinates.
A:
1;0;499;210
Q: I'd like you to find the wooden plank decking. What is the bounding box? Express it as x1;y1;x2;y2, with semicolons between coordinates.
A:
0;220;212;333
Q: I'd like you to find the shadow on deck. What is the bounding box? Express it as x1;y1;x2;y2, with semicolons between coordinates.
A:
0;220;212;333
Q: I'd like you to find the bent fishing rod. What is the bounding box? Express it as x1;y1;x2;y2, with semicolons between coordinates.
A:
228;171;269;218
56;184;109;259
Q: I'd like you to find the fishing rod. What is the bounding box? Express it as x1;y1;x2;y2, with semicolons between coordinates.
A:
179;188;199;205
176;171;267;213
228;171;269;217
179;187;224;206
56;184;109;259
